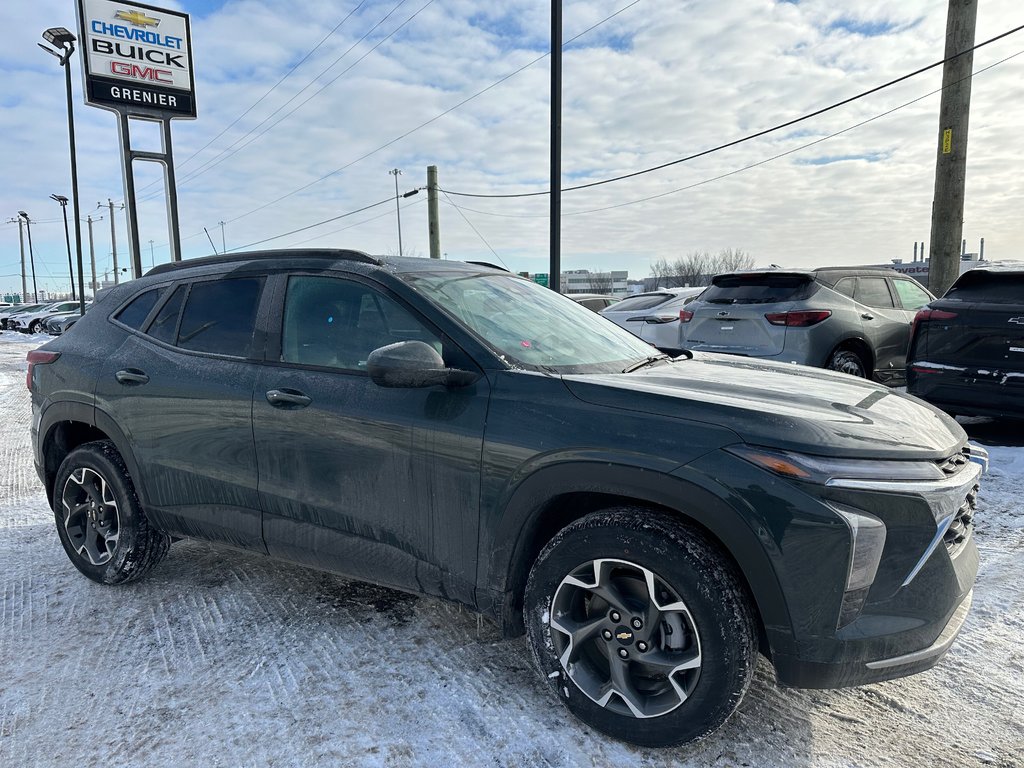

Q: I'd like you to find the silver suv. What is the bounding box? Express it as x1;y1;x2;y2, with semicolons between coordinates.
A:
679;268;934;383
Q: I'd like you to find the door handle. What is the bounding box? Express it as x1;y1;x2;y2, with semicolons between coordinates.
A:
115;369;149;385
861;313;875;320
266;388;312;408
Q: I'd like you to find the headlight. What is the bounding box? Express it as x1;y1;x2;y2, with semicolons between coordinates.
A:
725;445;946;483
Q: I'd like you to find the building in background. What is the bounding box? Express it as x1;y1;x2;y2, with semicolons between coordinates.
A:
560;269;629;297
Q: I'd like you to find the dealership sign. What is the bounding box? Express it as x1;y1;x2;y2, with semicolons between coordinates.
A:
77;0;196;118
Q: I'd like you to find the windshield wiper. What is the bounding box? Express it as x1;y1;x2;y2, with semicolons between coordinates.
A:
622;354;670;373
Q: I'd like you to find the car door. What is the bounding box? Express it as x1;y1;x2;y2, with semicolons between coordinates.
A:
252;273;489;604
890;277;935;364
853;276;907;376
93;275;268;551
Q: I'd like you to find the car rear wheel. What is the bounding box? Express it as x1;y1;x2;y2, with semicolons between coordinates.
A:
29;320;43;334
827;347;868;378
53;441;170;585
525;508;757;747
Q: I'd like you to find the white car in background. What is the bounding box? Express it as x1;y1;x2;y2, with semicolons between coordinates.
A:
9;301;84;334
599;287;705;353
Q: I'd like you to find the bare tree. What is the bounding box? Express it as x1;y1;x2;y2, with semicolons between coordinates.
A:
650;248;754;286
589;271;613;294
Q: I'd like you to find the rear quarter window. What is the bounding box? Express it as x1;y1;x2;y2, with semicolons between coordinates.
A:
945;273;1024;304
114;287;165;330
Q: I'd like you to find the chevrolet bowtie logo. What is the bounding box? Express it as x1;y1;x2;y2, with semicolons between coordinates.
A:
616;631;632;641
1009;317;1024;325
115;9;161;27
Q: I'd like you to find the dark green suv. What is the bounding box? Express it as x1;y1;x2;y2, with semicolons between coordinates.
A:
29;250;985;747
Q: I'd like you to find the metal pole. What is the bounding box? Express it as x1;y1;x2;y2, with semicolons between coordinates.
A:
149;239;155;269
549;0;562;293
219;221;226;253
928;0;978;297
161;119;182;262
62;44;86;315
23;216;39;303
57;199;76;301
107;199;120;284
17;218;27;302
427;165;441;259
87;215;97;295
116;115;144;278
389;168;403;256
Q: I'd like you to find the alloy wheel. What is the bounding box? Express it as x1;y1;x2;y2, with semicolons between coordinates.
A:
61;467;120;566
549;558;702;719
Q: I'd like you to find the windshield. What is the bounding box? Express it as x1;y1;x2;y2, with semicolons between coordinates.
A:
946;272;1024;304
405;272;658;373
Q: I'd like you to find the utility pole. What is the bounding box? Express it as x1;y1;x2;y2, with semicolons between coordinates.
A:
19;212;39;303
7;217;27;302
149;239;155;269
86;215;100;295
219;221;226;253
427;165;441;259
105;199;121;284
928;0;978;297
389;168;404;256
549;0;562;293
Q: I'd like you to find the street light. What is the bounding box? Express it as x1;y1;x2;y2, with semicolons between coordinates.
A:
389;168;404;257
49;194;76;300
39;27;86;316
18;212;39;304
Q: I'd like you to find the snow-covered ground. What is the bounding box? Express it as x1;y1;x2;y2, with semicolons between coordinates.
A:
1;331;1022;767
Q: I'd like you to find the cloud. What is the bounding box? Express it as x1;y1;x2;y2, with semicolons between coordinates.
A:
1;0;1022;295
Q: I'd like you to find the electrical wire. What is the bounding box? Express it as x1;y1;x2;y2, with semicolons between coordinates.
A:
439;47;1024;220
440;190;507;268
440;21;1024;199
134;1;369;197
145;0;428;202
288;194;426;247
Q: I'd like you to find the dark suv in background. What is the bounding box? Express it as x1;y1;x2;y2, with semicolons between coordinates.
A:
29;250;983;747
680;268;934;383
908;263;1024;418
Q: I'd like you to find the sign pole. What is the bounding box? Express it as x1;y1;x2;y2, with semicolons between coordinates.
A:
116;113;144;278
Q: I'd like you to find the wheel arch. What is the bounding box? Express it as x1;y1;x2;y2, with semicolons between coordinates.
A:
39;403;146;509
484;462;793;655
825;335;874;372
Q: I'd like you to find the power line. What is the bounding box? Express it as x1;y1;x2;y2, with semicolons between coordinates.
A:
174;0;641;228
440;190;507;268
441;47;1024;220
288;195;426;247
135;1;369;197
224;196;401;252
440;20;1024;200
146;0;427;202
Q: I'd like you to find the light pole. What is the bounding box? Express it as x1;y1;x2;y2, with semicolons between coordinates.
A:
149;240;155;269
39;27;86;315
389;168;404;256
50;194;76;300
18;212;39;304
219;221;226;253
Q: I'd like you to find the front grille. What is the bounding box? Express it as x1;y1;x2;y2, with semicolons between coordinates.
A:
937;448;970;476
944;484;978;553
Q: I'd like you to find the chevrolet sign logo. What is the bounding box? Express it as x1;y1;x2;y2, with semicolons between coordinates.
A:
1009;317;1024;325
115;10;161;27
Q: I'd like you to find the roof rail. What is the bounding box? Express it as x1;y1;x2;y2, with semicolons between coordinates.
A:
464;260;510;272
145;249;380;277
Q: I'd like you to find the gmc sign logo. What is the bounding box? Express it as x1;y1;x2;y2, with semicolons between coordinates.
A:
110;61;173;83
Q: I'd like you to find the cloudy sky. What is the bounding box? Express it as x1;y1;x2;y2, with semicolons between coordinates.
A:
1;0;1022;296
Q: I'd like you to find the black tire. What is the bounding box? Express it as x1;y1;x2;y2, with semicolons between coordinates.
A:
53;440;170;584
525;508;757;748
826;347;868;378
29;320;43;334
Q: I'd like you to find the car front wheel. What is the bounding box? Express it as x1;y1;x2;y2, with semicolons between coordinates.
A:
525;508;757;747
53;441;170;584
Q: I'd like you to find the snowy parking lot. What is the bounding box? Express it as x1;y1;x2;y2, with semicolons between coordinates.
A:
1;331;1022;767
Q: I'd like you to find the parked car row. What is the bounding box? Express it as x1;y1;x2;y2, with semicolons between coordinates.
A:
0;301;90;334
28;249;986;748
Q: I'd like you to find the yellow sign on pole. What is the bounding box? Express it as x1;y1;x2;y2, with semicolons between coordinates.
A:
942;128;953;154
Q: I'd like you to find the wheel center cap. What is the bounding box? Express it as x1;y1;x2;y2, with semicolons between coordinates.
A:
613;626;633;645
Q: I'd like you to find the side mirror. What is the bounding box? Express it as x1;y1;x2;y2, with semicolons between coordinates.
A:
367;340;479;389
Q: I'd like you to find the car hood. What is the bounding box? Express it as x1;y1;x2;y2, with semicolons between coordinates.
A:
563;353;965;459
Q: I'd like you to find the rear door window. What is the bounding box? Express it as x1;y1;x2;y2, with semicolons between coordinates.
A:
946;273;1024;304
610;293;674;312
855;277;895;308
701;274;815;304
176;277;264;357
